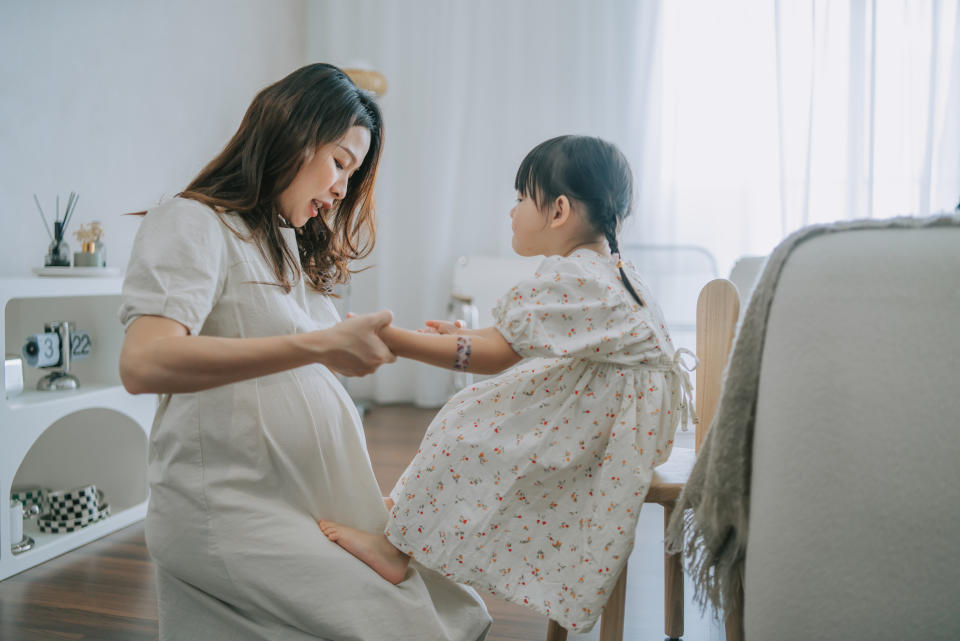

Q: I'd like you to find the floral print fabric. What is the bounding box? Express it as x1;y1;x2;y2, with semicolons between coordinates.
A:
385;249;687;632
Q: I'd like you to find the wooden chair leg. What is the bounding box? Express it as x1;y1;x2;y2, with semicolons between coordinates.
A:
545;619;568;641
664;503;684;640
598;562;627;641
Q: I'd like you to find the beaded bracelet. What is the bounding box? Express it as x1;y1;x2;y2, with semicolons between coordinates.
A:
454;335;472;372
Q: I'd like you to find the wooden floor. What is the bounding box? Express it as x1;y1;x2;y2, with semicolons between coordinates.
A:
0;403;718;641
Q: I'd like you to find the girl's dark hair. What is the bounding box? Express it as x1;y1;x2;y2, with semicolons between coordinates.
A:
514;135;644;306
180;63;384;293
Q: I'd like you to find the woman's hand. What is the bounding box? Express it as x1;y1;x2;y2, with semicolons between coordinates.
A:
418;319;465;335
315;310;397;376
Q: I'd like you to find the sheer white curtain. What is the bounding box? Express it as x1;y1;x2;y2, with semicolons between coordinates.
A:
637;0;960;274
308;0;959;406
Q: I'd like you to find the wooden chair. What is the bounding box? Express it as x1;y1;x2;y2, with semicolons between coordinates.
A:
546;278;741;641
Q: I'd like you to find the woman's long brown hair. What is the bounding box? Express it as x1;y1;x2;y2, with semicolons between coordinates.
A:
176;63;383;293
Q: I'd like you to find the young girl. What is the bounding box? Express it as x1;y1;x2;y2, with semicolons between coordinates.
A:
318;135;696;632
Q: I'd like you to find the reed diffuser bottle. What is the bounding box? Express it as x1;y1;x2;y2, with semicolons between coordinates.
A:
46;221;71;266
34;192;79;267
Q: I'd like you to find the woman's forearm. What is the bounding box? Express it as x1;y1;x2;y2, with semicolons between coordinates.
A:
380;326;520;375
120;332;318;394
120;311;395;394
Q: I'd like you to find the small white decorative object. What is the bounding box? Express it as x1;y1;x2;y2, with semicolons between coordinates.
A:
4;354;23;397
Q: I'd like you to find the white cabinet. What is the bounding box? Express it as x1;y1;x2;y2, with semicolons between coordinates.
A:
1;277;155;580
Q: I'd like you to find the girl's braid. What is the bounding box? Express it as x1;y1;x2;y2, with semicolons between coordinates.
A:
604;219;645;307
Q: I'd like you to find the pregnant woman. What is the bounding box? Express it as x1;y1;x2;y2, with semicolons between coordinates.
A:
118;63;491;641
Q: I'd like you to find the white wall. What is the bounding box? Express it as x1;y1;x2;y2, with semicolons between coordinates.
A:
0;0;307;277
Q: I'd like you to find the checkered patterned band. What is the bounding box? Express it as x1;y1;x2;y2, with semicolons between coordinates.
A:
14;484;111;534
11;486;48;513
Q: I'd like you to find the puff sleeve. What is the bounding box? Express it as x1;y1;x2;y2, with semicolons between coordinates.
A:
118;198;227;336
492;255;660;364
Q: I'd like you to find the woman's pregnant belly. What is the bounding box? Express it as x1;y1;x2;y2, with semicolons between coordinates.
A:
148;364;384;572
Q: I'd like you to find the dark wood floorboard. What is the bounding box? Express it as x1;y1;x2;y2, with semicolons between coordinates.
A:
0;403;549;641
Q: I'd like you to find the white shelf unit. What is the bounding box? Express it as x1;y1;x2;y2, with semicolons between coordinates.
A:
1;276;156;580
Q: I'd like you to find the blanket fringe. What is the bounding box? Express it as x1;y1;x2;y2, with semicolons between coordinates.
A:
666;501;745;619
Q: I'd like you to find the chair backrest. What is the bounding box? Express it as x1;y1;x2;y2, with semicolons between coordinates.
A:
744;226;960;639
694;279;740;452
727;255;766;312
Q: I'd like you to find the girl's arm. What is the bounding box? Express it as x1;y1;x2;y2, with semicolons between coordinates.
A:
119;311;396;395
379;325;521;375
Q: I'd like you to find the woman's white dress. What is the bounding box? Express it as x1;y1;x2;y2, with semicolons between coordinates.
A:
120;197;491;641
384;249;693;632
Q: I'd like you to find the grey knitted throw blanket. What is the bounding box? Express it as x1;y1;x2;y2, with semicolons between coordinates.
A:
664;212;960;616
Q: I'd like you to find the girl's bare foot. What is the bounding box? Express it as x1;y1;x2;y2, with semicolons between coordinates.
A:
317;519;409;585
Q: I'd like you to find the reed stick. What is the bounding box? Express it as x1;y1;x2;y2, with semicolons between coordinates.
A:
33;194;53;241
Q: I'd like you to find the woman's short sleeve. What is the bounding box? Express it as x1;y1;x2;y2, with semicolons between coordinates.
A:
118;198;227;335
492;256;656;363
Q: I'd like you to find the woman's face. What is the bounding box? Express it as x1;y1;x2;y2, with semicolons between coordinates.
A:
279;125;372;228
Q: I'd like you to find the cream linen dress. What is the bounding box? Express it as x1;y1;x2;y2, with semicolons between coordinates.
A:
120;197;491;641
384;249;694;632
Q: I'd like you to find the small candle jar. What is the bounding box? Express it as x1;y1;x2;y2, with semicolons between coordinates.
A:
73;242;102;267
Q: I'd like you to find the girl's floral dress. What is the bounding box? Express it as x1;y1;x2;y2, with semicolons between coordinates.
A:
385;248;695;632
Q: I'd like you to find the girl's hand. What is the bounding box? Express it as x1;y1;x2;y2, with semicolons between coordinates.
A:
419;319;465;335
315;310;397;376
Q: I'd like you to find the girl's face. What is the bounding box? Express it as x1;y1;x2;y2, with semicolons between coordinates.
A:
510;191;549;256
279;125;371;228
